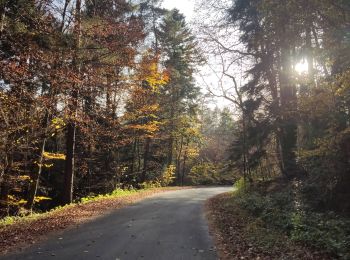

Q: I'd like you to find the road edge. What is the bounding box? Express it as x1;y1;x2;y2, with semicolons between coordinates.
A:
0;187;190;256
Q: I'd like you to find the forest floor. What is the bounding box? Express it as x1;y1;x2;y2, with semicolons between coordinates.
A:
0;187;189;256
206;183;349;260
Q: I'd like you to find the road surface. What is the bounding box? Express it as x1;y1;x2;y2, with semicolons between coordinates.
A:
1;187;232;260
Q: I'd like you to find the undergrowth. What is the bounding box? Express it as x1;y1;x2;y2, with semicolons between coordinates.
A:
232;178;350;259
80;188;138;203
0;187;155;228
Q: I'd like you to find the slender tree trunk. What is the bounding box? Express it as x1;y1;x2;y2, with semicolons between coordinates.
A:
312;27;329;77
167;136;174;166
59;0;71;33
25;138;46;210
151;1;159;54
141;137;151;182
130;138;137;176
176;136;183;183
0;156;11;218
167;104;175;167
0;1;6;34
275;130;285;173
306;26;314;83
63;111;76;204
181;140;189;186
63;0;81;205
265;52;285;175
106;75;112;116
137;139;141;173
0;179;9;217
0;100;10;216
111;90;118;119
26;109;51;210
279;40;298;178
241;111;248;182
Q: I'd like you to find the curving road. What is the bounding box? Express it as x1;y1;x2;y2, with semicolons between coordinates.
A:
1;187;232;260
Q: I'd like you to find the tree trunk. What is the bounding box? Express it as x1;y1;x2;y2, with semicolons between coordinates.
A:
141;137;151;182
0;1;6;34
0;179;9;217
279;39;298;178
26;109;51;210
176;136;183;183
241;112;248;182
167;86;176;167
106;75;112;116
0;156;11;218
312;27;329;77
137;139;141;173
63;117;76;204
167;136;174;167
59;0;71;33
63;0;81;205
130;138;137;176
25;138;46;210
181;140;189;186
305;25;314;84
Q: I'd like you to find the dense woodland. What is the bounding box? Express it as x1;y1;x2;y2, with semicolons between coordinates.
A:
0;0;236;217
195;0;350;257
0;0;349;242
195;0;350;214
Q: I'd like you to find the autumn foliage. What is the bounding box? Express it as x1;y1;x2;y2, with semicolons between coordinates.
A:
0;1;205;217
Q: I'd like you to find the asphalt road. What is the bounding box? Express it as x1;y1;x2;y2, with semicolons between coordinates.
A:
1;187;232;260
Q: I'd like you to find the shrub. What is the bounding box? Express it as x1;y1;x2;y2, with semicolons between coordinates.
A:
234;183;350;258
188;163;219;185
161;165;176;186
140;181;162;189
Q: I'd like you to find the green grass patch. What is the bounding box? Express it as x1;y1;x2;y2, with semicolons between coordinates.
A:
0;203;75;228
0;187;160;229
80;188;139;203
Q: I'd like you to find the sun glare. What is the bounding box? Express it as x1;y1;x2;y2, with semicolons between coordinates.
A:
295;59;309;74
